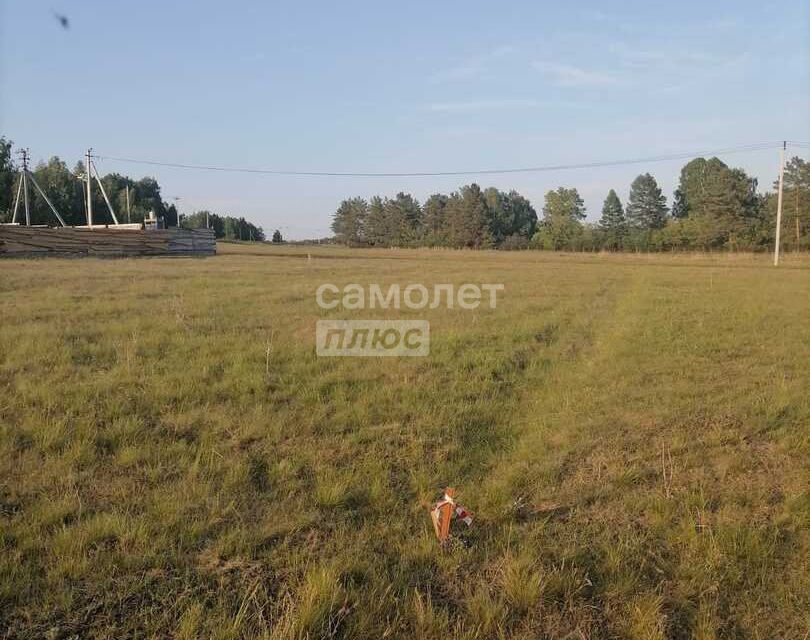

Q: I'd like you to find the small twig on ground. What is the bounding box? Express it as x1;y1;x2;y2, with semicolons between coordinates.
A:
694;507;709;533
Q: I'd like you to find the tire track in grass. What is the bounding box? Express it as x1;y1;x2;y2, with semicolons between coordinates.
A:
417;267;649;639
383;271;635;639
468;263;810;638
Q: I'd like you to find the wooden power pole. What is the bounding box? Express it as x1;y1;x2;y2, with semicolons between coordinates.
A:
126;185;131;223
774;141;786;266
796;184;801;252
20;149;31;226
86;148;94;227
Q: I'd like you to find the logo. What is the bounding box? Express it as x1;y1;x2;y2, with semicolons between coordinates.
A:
316;320;430;357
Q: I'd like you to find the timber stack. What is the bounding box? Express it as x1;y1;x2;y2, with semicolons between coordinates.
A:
0;227;216;257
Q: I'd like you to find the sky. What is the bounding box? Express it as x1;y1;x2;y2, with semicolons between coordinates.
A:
2;0;809;238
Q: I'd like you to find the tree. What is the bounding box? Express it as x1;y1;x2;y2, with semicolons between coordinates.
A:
133;177;167;224
223;216;264;241
165;203;179;228
422;193;449;246
698;168;759;249
598;189;627;249
272;229;283;243
331;197;368;245
670;158;762;249
183;210;228;236
544;186;586;220
676;157;728;219
330;186;538;249
364;196;388;246
626;173;668;230
0;137;14;221
28;157;83;225
780;157;810;250
183;210;212;229
533;187;585;250
671;187;688;219
181;211;262;240
383;192;421;246
444;184;493;248
107;174;136;223
0;145;267;235
485;188;537;243
503;190;538;239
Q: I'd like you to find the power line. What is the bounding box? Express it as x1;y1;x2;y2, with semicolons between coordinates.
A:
93;141;792;179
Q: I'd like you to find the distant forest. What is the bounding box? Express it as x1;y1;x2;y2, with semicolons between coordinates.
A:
0;138;264;242
332;156;810;251
5;137;807;252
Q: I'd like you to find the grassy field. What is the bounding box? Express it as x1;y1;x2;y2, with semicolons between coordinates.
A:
1;245;809;639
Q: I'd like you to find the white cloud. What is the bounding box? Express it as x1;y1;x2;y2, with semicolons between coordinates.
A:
429;65;482;83
533;62;620;87
425;98;541;112
429;45;518;84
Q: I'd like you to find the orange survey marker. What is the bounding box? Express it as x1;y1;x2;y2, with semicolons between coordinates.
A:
430;487;473;543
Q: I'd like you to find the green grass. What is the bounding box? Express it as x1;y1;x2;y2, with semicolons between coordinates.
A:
1;245;809;638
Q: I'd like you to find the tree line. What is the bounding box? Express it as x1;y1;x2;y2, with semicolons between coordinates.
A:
332;156;810;251
181;211;265;242
0;137;264;241
333;185;538;249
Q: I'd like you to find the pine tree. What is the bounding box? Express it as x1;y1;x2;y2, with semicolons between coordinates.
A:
626;173;668;229
780;157;810;249
698;168;758;248
671;188;688;219
422;193;448;245
364;196;388;246
444;184;493;248
331;197;367;245
379;193;421;246
677;157;727;218
598;189;627;249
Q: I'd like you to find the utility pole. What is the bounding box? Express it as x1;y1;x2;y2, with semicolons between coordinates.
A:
20;151;29;225
173;197;181;228
10;169;23;224
774;141;786;266
20;149;31;226
126;185;131;223
86;148;94;227
796;183;801;252
10;149;66;227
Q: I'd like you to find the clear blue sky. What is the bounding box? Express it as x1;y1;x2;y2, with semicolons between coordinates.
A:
2;0;808;238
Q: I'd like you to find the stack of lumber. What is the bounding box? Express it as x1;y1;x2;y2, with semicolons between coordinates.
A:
0;226;216;257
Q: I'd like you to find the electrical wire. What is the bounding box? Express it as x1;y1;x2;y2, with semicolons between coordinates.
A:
93;141;795;178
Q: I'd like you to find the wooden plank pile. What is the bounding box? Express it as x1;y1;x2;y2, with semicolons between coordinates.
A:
0;226;216;257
